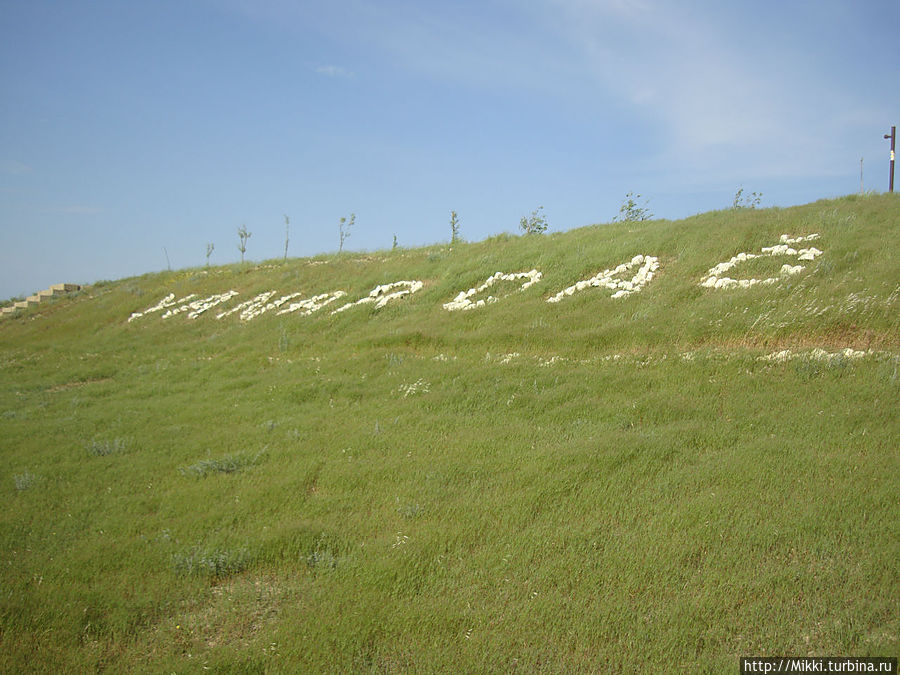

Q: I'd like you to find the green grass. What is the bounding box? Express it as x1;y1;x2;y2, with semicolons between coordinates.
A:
1;194;898;672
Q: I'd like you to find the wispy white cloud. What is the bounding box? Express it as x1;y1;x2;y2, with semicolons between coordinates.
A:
314;64;353;78
543;0;887;182
212;0;896;188
222;0;576;95
46;205;104;216
549;2;778;139
0;160;33;175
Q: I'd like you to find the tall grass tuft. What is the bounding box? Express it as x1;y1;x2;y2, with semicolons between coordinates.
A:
86;438;127;456
172;546;252;578
13;472;36;491
179;450;264;478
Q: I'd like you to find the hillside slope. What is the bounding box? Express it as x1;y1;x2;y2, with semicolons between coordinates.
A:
1;195;898;672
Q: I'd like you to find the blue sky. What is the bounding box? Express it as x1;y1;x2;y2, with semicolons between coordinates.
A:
1;0;897;300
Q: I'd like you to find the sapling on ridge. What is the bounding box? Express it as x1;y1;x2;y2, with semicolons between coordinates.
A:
450;210;461;244
237;225;251;263
519;206;549;235
283;214;290;261
339;213;355;253
613;192;653;222
732;187;762;209
206;242;214;268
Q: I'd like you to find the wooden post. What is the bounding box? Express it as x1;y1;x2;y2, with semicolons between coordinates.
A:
885;126;896;193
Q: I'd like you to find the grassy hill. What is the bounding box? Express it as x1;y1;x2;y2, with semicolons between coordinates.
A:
1;194;898;672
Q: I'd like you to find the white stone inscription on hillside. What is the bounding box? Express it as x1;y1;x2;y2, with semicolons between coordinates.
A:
128;293;198;322
700;234;823;289
331;281;424;314
162;291;240;319
276;291;347;316
125;235;833;324
547;255;660;303
216;291;280;321
442;270;542;312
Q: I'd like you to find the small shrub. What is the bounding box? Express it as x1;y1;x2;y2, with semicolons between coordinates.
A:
732;187;762;210
450;210;461;244
613;192;653;222
519;206;549;235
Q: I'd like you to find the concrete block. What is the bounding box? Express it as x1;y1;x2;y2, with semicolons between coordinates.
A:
3;284;82;318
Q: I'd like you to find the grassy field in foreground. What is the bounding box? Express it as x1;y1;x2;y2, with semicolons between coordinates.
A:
1;194;898;672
